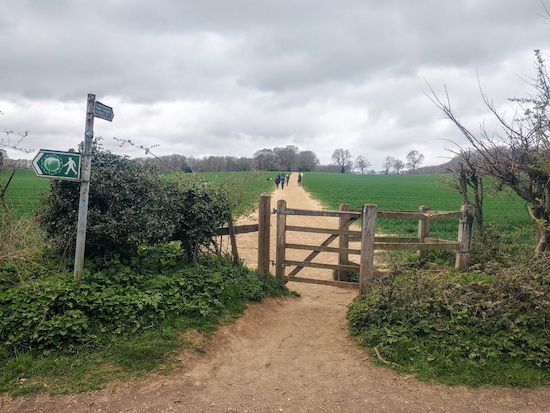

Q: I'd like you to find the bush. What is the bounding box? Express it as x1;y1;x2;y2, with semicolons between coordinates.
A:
39;150;232;260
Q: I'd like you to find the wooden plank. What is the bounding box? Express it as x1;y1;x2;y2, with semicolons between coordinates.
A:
286;243;362;255
285;260;360;272
426;211;462;222
456;205;475;270
350;208;462;221
285;276;359;289
286;225;362;237
424;237;458;245
273;208;361;218
374;236;419;243
375;242;459;251
360;204;377;294
376;210;427;220
276;200;287;282
286;216;358;277
257;193;271;278
339;203;350;282
217;224;258;236
228;220;239;263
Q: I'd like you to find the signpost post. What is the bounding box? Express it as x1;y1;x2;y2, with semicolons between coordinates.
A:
73;94;114;280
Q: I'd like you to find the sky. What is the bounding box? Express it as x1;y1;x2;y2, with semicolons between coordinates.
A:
2;0;550;171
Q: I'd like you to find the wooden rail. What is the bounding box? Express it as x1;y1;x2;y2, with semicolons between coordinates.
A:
274;203;475;294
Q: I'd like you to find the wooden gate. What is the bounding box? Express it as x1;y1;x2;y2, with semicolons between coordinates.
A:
273;200;475;293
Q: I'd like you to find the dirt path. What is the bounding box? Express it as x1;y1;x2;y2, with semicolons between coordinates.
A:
3;173;550;413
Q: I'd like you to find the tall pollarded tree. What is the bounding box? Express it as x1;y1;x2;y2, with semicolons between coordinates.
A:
331;148;353;173
427;50;550;256
406;150;425;172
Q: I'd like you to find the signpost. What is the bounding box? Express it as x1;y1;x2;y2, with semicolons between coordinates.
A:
72;94;114;279
30;94;114;279
94;101;114;122
32;150;81;181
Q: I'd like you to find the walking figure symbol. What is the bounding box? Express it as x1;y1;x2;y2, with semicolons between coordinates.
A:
64;158;78;176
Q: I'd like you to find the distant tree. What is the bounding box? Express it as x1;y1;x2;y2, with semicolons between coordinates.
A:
406;150;425;172
298;150;320;171
274;145;299;171
382;156;395;174
393;159;405;174
253;148;278;171
332;148;353;173
354;155;371;174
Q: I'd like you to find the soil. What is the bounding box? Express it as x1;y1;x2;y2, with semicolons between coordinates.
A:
2;173;550;413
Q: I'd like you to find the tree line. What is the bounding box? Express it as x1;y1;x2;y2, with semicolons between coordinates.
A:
131;145;425;175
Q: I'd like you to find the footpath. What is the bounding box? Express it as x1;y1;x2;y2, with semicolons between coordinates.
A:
3;173;550;412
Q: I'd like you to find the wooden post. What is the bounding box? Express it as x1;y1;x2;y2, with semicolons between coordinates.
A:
455;205;475;270
228;220;239;263
338;203;350;281
257;193;271;278
359;204;377;294
417;205;431;258
74;94;95;280
275;199;287;282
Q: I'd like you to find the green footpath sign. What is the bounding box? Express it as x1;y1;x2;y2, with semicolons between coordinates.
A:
32;150;81;181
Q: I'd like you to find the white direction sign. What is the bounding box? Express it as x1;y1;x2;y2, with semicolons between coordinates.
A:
32;150;81;181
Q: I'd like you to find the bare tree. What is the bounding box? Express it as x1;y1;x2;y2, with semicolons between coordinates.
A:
331;148;353;173
354;155;371;174
382;156;395;175
274;145;299;171
426;50;550;256
406;150;425;172
393;159;405;174
253;148;278;171
298;150;320;171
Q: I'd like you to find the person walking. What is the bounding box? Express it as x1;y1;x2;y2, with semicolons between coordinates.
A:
298;172;302;186
286;174;290;186
275;174;281;189
281;174;285;189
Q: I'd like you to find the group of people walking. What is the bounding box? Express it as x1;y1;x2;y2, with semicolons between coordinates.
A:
275;172;302;189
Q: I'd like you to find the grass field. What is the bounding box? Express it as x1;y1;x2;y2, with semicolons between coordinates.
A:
300;172;531;241
0;168;50;218
1;169;276;219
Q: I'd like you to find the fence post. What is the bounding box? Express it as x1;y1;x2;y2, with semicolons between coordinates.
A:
228;220;239;263
418;205;431;258
338;203;350;281
276;199;287;283
359;204;377;294
258;193;271;278
455;205;475;270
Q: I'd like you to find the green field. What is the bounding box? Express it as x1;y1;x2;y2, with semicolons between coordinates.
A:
0;168;51;218
300;172;531;241
1;169;276;219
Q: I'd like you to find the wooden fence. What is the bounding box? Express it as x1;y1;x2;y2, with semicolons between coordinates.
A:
273;200;475;294
217;194;475;295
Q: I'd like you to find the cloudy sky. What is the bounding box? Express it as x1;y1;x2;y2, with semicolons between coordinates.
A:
2;0;550;170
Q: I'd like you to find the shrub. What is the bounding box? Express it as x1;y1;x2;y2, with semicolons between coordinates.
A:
39;150;232;260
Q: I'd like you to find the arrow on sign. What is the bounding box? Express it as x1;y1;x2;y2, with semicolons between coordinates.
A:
32;150;82;181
